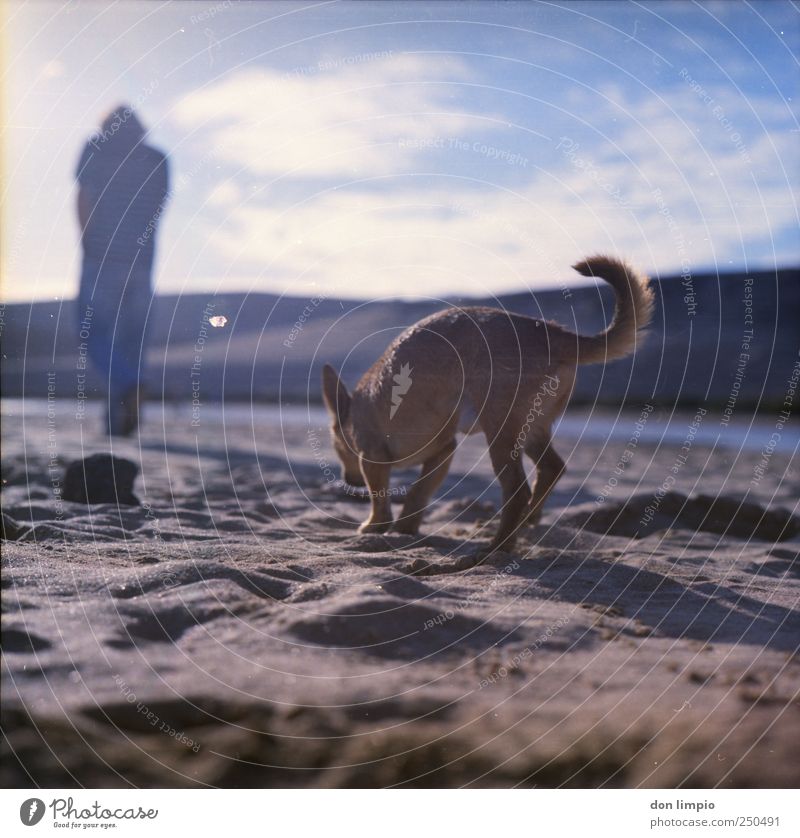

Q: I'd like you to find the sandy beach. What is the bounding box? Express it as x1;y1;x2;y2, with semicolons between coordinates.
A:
1;397;798;788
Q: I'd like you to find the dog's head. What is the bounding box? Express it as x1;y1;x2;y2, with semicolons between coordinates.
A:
321;364;364;486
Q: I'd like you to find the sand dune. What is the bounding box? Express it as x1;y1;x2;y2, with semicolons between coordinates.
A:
1;399;798;787
3;267;798;407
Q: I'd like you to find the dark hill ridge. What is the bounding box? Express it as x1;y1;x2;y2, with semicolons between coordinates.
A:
2;267;797;407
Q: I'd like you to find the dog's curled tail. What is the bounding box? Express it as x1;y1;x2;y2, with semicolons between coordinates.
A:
571;255;655;364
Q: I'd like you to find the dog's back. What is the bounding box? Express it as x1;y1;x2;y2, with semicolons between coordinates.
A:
350;307;577;465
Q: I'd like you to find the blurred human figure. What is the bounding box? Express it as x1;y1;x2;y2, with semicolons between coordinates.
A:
75;105;169;435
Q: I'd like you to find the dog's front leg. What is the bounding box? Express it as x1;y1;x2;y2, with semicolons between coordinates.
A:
394;439;456;535
357;454;393;534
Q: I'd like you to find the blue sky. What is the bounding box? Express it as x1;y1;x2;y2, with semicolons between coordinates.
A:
2;0;798;302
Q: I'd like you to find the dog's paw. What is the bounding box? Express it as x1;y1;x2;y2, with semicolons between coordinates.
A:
392;520;421;536
358;519;393;534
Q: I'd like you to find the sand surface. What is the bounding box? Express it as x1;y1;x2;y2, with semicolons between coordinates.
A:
2;398;799;788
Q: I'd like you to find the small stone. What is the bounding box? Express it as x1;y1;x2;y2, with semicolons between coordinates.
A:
61;454;139;506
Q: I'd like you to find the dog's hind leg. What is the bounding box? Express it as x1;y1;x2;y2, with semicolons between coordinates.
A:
393;439;456;535
358;455;393;534
484;431;532;554
522;431;566;527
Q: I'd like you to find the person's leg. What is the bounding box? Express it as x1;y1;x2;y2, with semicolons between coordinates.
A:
79;258;115;379
110;266;152;435
79;258;118;432
79;258;151;435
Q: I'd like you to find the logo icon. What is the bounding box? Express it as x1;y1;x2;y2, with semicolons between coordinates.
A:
390;363;413;419
20;799;45;826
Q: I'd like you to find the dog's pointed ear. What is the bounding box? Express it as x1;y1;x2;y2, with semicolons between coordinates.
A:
322;364;351;424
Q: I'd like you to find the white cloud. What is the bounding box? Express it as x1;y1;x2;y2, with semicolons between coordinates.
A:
162;53;798;299
176;182;650;299
206;180;242;208
171;54;488;179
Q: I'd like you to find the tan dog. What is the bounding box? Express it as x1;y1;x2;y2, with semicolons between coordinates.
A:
322;255;654;557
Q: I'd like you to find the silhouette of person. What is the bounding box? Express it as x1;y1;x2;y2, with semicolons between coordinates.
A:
75;105;169;435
